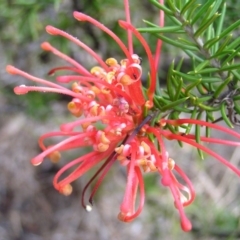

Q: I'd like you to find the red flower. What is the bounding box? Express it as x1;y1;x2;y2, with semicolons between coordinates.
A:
6;0;164;224
6;0;240;232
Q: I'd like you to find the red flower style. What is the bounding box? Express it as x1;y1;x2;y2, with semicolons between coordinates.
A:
6;0;240;232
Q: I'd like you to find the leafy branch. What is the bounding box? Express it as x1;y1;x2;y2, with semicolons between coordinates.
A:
139;0;240;140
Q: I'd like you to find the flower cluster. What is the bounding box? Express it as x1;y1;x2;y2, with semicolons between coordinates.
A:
6;0;240;232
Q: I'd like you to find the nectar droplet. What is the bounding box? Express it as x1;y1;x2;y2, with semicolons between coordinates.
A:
85;205;92;212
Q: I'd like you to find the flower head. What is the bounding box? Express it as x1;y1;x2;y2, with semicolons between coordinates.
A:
7;0;162;223
6;0;240;233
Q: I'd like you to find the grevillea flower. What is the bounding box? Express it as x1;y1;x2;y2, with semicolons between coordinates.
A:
6;0;240;232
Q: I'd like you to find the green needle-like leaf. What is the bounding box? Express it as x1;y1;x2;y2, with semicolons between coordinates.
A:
196;95;212;103
206;111;215;122
149;0;173;15
234;100;240;114
185;107;197;135
186;3;201;21
153;96;163;109
196;84;208;95
222;45;240;65
205;112;212;137
155;73;162;96
206;22;215;43
176;57;184;71
167;61;175;100
205;19;240;49
194;13;221;38
174;78;183;101
204;36;219;49
173;71;222;83
185;79;202;95
208;0;223;19
173;71;200;81
138;26;184;33
180;0;196;15
221;62;240;71
214;34;232;56
154;34;198;51
220;102;234;128
190;68;219;74
178;37;197;46
216;2;226;37
231;70;240;81
183;49;204;62
165;0;177;12
174;106;193;113
219;20;240;39
226;36;240;50
191;0;216;25
210;50;234;60
161;97;190;111
213;76;232;99
194;60;210;72
198;103;219;111
233;95;240;101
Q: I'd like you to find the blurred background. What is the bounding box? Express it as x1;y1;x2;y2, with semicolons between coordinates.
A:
1;0;240;239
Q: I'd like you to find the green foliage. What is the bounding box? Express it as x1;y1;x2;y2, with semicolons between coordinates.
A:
139;0;240;152
0;0;61;42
